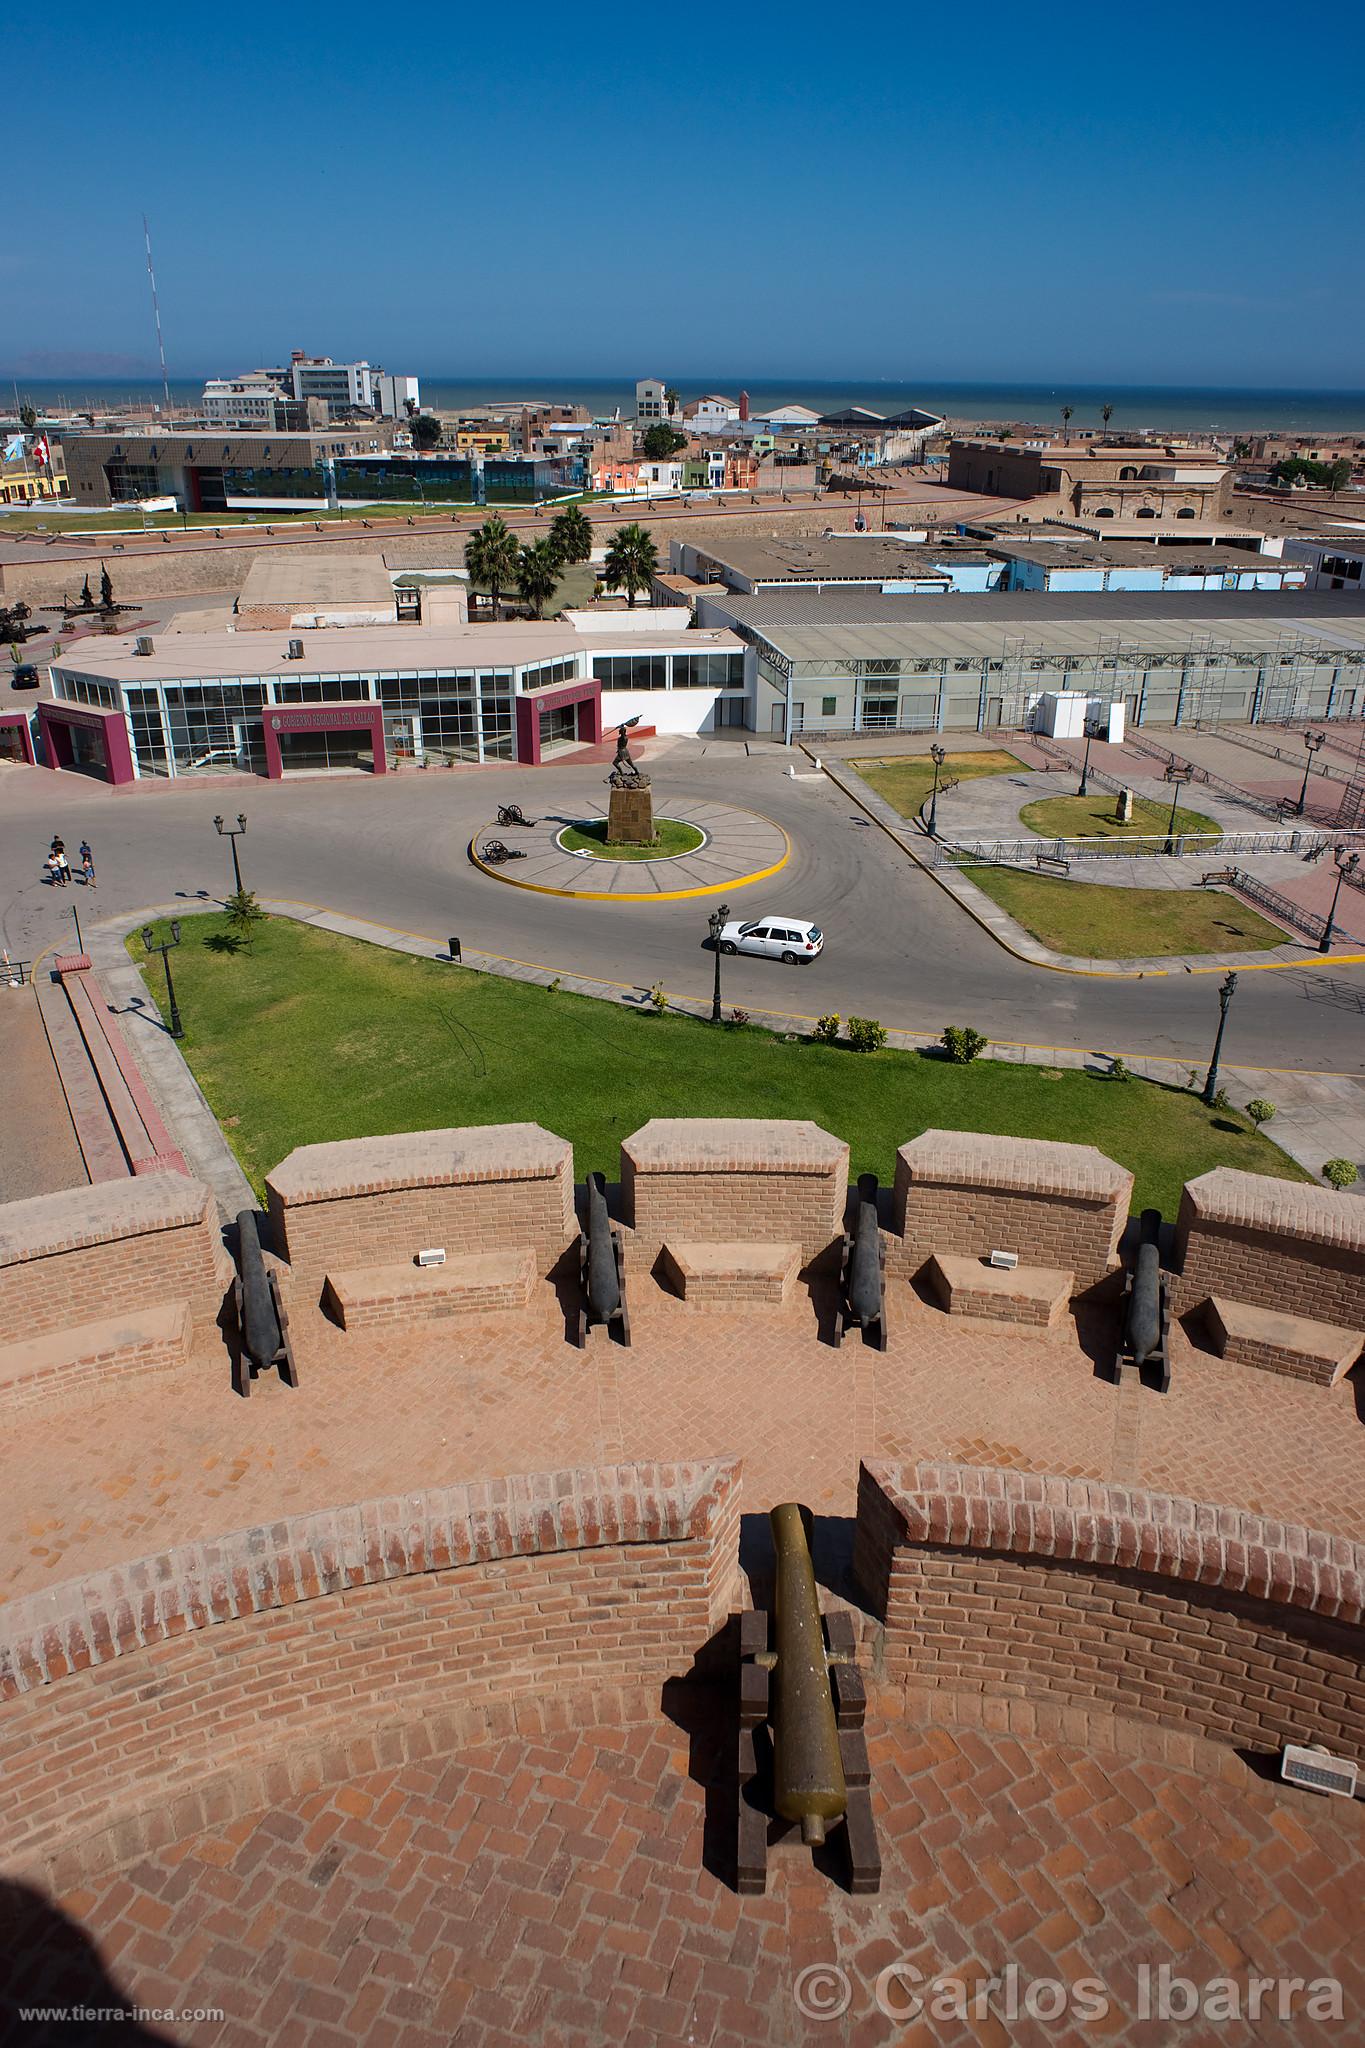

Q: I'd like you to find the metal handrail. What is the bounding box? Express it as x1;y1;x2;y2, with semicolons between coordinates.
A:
0;957;31;986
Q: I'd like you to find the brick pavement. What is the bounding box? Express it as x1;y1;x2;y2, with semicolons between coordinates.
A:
4;1278;1360;1602
4;1688;1361;2047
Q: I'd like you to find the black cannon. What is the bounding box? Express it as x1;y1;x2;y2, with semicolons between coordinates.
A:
1119;1207;1170;1391
577;1171;630;1347
736;1504;880;1894
495;802;533;829
232;1209;298;1397
478;839;526;865
834;1173;886;1349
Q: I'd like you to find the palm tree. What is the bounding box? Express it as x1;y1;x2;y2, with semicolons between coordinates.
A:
1060;405;1073;440
548;504;592;568
516;540;561;618
463;515;520;621
1101;403;1113;438
603;523;659;609
665;388;680;418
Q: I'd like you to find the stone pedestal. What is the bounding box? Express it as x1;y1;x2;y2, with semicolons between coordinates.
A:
607;784;655;844
1115;788;1135;823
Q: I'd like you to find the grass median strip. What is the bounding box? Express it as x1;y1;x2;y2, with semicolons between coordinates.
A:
1019;793;1221;841
853;750;1025;821
967;867;1288;958
129;913;1305;1214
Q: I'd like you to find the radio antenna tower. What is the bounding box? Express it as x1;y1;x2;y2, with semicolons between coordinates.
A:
143;215;173;419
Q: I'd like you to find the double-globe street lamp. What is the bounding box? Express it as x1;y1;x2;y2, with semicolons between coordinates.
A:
708;899;732;1023
213;812;248;895
141;919;184;1039
1320;846;1362;955
1163;765;1186;856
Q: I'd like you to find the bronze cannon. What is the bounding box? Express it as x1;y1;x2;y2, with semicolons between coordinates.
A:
767;1503;846;1844
1120;1207;1169;1391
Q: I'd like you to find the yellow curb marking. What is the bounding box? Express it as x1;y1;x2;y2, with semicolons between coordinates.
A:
466;811;791;901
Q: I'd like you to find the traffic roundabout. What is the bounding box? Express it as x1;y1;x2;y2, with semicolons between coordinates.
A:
468;794;790;900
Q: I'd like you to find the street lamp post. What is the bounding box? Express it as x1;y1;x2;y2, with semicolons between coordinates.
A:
708;899;732;1023
141;919;184;1039
1163;769;1185;856
213;812;248;895
928;743;947;837
1202;970;1238;1105
1295;730;1326;817
1078;727;1094;798
1320;846;1362;954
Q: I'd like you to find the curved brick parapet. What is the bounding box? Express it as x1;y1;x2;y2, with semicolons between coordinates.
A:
1174;1166;1365;1329
0;1459;741;1878
855;1460;1365;1759
893;1131;1131;1290
266;1122;576;1292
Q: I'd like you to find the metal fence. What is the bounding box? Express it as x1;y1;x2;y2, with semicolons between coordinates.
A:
1121;731;1288;820
1221;869;1327;943
933;827;1346;869
1190;720;1353;785
1;957;30;987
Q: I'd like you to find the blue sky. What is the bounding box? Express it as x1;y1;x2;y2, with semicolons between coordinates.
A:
4;0;1362;386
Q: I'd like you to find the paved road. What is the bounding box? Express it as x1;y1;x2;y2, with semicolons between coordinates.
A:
2;748;1362;1072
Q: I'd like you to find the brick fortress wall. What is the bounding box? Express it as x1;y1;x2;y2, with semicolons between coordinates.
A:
0;1459;741;1886
0;1174;230;1342
854;1461;1365;1760
266;1123;577;1299
620;1119;849;1269
1172;1167;1365;1328
893;1131;1132;1292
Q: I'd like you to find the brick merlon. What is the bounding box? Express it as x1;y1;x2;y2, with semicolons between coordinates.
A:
1181;1167;1365;1253
897;1130;1132;1201
0;1174;215;1267
266;1123;572;1203
622;1119;848;1174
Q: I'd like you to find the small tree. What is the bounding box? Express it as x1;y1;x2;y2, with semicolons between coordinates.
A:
408;412;441;450
1322;1158;1358;1191
814;1013;841;1044
403;396;418;418
1060;404;1073;438
1101;402;1113;437
18;402;37;433
664;387;680;418
941;1025;987;1064
641;423;687;460
1245;1098;1277;1131
515;540;561;618
224;888;265;950
603;522;659;608
1110;1056;1132;1082
648;981;668;1013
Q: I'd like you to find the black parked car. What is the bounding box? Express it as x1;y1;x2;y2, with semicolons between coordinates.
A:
10;665;39;690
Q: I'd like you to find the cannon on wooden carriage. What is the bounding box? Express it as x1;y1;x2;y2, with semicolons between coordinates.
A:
834;1172;886;1349
496;802;534;829
232;1209;298;1398
736;1504;880;1894
576;1171;630;1346
478;838;527;865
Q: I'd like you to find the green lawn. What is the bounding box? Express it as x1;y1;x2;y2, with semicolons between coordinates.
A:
1019;793;1221;841
128;914;1305;1215
968;868;1288;958
558;818;705;860
854;750;1025;820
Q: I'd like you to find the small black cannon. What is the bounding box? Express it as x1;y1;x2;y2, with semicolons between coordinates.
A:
577;1171;630;1347
232;1209;298;1397
478;838;526;865
495;802;533;829
834;1172;886;1349
736;1504;880;1895
1119;1206;1170;1391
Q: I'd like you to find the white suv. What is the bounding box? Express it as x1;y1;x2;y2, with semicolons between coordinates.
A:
715;915;824;964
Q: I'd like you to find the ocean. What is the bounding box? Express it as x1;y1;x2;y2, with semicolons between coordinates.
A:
8;375;1365;434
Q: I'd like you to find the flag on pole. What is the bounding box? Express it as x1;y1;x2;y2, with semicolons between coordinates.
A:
32;435;49;469
3;435;24;463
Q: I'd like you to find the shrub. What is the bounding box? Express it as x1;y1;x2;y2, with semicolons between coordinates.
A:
224;889;265;951
1322;1158;1359;1191
728;1007;751;1029
846;1016;888;1053
941;1025;987;1065
1110;1056;1132;1083
1244;1098;1276;1130
814;1013;841;1044
1211;1087;1233;1113
547;976;562;994
1186;1068;1200;1092
648;982;668;1014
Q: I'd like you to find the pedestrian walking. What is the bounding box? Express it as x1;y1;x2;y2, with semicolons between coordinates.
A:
80;840;96;888
45;853;62;887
